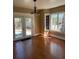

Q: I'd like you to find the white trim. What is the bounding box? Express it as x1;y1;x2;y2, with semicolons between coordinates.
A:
13;16;33;40
49;30;65;34
13;33;41;41
50;34;65;40
13;12;33;17
32;33;41;36
13;35;32;41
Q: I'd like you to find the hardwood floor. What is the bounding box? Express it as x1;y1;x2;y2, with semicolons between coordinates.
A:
13;36;65;59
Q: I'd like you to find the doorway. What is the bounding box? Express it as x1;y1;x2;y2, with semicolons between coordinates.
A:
13;16;32;40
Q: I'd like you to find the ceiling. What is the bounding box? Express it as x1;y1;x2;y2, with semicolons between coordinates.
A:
13;0;65;9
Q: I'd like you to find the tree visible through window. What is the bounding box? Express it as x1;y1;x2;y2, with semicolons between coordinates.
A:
14;18;22;38
25;18;32;35
14;17;32;39
50;12;65;32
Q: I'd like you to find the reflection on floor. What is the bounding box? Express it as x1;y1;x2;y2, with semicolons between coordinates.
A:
13;36;65;59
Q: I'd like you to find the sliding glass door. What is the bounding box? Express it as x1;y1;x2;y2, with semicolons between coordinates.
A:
25;18;32;36
14;17;23;38
14;16;32;39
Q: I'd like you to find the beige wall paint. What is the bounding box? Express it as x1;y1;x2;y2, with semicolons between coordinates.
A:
13;5;65;36
36;5;65;35
13;6;33;13
38;10;44;34
13;12;41;36
49;5;65;13
14;0;65;9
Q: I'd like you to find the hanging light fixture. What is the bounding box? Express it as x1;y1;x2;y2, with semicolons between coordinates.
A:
33;0;37;13
33;0;36;13
31;0;40;15
31;0;37;14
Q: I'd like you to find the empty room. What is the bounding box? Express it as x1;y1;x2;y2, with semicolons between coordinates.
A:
13;0;65;59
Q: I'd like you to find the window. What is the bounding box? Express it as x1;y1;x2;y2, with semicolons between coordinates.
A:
50;13;58;30
58;12;65;32
50;12;65;32
46;15;49;30
25;18;32;36
44;13;50;31
14;17;23;38
14;17;32;39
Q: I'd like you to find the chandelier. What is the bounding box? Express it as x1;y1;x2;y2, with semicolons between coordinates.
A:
31;0;40;15
33;0;37;13
31;0;37;14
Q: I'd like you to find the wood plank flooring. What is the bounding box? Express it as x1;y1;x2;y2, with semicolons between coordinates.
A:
13;36;65;59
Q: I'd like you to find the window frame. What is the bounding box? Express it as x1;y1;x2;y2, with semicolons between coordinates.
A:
13;16;33;40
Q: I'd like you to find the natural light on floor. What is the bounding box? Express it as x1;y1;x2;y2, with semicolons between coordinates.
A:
44;32;49;38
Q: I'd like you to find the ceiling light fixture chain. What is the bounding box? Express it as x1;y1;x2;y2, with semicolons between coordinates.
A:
33;0;37;13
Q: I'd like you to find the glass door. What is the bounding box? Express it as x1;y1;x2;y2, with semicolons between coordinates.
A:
25;18;32;36
14;17;23;38
13;16;32;40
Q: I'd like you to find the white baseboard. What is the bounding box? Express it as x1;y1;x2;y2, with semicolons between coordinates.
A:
50;34;65;40
13;33;42;41
13;35;32;41
32;33;41;36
